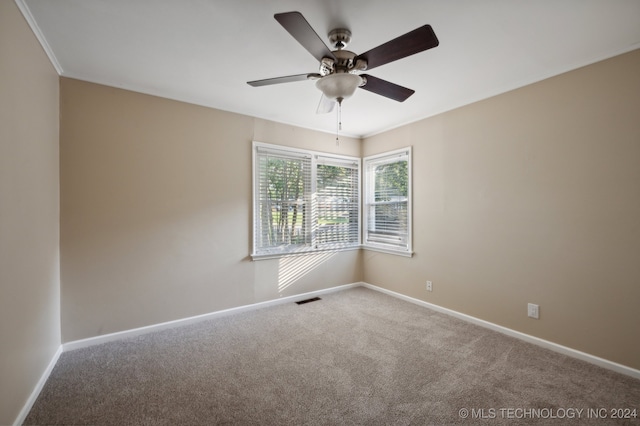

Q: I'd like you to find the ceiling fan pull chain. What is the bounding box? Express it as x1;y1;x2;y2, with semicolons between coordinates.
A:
335;107;339;146
336;98;343;146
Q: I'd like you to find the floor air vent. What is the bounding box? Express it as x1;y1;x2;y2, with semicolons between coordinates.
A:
295;297;321;305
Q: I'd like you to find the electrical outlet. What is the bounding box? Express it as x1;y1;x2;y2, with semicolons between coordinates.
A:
426;281;433;292
527;303;539;319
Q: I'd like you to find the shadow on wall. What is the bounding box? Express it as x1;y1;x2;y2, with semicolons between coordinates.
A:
278;251;337;293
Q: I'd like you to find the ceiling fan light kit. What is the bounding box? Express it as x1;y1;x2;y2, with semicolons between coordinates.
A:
247;11;439;128
315;73;363;102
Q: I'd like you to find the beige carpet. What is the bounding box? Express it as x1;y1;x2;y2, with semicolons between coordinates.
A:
25;287;639;425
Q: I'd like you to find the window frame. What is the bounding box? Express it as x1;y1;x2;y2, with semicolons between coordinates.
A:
315;154;361;251
362;147;413;257
252;141;361;260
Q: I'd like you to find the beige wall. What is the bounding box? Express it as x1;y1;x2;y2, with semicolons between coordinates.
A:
363;49;640;370
59;78;362;342
57;50;640;371
0;1;61;424
4;9;637;422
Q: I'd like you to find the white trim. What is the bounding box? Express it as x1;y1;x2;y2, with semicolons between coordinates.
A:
63;283;362;352
362;147;411;162
14;0;64;75
16;281;639;423
362;246;414;257
252;141;361;258
360;44;640;140
252;141;359;163
251;245;360;261
362;282;640;380
17;281;639;425
63;281;640;380
17;283;360;423
363;147;412;254
13;345;63;426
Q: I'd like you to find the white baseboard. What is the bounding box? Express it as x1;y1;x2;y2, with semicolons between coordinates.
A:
65;280;639;379
19;280;637;425
19;283;360;424
13;345;63;426
63;282;362;352
362;282;640;380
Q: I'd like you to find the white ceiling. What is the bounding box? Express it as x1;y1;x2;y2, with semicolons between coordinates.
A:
19;0;640;138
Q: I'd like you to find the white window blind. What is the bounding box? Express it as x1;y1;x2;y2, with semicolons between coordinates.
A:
363;148;412;254
315;156;360;249
254;146;312;255
253;143;360;258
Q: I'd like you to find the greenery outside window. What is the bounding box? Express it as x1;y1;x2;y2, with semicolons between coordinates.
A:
252;142;360;258
363;147;412;255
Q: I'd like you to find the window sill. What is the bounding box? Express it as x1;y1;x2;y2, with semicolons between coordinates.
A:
251;245;361;261
251;245;412;261
361;245;414;258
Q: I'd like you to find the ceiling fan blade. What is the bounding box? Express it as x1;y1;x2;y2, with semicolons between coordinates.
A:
316;94;336;114
355;25;439;71
359;74;415;102
247;73;311;87
274;12;336;62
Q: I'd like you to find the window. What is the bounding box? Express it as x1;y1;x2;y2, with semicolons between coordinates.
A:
253;142;360;258
363;147;412;255
315;156;360;249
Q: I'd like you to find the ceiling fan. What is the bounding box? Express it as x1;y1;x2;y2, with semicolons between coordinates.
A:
247;11;439;114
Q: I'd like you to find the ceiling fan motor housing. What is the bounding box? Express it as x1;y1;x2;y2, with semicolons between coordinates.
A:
320;49;367;76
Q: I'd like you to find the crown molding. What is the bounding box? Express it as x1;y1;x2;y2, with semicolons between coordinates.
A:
14;0;63;75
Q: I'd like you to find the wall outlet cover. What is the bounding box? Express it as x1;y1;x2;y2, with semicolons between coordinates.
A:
528;303;539;319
